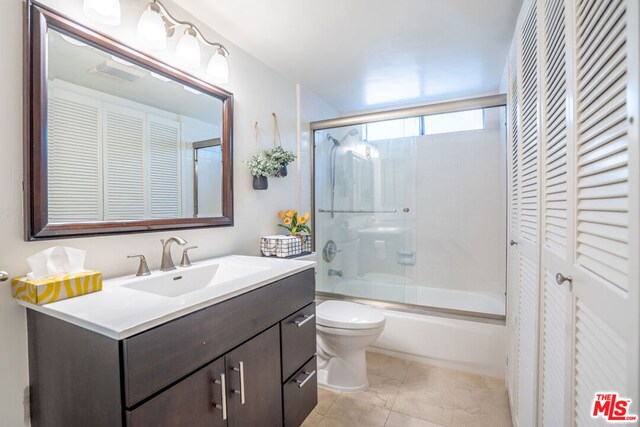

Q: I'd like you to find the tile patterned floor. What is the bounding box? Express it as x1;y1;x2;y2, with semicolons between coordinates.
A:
302;352;513;427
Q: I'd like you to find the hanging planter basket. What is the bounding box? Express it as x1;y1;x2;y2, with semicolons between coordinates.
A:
245;122;279;190
253;175;269;190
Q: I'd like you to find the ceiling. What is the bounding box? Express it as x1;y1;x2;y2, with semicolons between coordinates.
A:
179;0;522;114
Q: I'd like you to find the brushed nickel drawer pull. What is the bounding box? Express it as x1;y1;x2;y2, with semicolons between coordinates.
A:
232;361;246;404
296;370;316;388
294;314;315;327
213;373;227;420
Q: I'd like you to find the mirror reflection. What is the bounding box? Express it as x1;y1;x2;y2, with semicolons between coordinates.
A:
46;28;223;223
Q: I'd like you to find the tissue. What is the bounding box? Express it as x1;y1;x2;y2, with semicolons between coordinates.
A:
26;247;86;280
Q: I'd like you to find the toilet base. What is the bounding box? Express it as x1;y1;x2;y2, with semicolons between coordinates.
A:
316;346;370;392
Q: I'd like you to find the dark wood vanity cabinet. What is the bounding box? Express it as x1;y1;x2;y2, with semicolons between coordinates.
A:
27;269;317;427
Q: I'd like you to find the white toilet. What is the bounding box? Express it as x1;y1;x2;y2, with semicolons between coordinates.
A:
315;300;386;392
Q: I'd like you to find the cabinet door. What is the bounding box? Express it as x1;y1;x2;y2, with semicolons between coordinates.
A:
568;0;639;423
514;2;541;426
225;325;283;427
126;357;227;427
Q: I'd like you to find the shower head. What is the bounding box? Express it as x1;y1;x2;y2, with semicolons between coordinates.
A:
327;128;360;146
327;134;340;146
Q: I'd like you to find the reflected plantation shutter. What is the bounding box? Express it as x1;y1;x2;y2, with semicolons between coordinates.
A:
48;90;102;222
103;104;146;221
148;115;182;219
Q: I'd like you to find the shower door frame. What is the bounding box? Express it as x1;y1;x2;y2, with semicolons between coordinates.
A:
309;94;508;322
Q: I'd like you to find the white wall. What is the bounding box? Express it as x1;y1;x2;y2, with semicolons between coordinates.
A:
0;1;337;424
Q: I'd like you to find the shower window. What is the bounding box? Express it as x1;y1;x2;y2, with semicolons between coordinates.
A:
313;105;506;318
423;109;484;135
363;117;421;141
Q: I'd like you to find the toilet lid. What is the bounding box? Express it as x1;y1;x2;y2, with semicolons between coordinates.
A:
316;301;386;329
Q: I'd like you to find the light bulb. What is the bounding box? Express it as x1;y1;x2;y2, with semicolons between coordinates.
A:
206;48;229;84
136;6;166;50
83;0;121;26
175;29;200;70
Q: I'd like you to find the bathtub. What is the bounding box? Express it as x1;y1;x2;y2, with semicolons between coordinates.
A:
369;309;506;378
317;279;507;379
295;255;507;379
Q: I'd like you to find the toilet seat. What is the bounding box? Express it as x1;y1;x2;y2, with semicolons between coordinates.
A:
316;300;386;330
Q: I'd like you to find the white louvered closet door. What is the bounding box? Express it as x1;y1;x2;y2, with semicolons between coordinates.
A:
506;40;521;421
538;0;573;425
103;103;146;221
515;1;541;426
47;88;103;223
566;0;640;424
147;115;181;219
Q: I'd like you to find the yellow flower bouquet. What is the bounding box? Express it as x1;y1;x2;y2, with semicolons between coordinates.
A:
277;210;311;235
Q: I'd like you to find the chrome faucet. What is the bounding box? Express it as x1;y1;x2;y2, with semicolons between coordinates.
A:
160;237;187;272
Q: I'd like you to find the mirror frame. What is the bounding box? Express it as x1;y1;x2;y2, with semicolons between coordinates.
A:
25;1;234;240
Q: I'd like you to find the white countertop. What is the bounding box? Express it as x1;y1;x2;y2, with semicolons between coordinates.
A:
18;255;316;339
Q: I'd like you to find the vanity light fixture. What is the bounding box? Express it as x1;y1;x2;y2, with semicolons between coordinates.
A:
83;0;121;26
206;47;229;84
136;0;230;83
175;27;201;70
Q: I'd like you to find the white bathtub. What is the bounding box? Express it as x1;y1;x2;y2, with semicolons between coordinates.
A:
323;277;505;316
370;309;506;378
318;280;507;378
297;255;507;379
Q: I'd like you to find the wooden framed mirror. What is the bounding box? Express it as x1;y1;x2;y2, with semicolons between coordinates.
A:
25;1;234;240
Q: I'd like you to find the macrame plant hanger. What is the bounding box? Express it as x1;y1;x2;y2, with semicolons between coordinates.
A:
272;113;288;177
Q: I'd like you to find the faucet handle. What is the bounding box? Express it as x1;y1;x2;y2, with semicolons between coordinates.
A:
180;246;198;268
128;255;151;277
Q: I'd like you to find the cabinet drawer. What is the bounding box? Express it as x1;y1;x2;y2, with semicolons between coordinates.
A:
126;357;226;427
281;302;316;381
283;356;318;427
122;269;314;407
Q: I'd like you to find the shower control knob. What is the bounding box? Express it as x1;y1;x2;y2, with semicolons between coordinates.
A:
510;240;518;246
555;273;572;286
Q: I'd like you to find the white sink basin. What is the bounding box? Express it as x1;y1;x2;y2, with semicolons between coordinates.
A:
123;262;270;297
17;255;316;339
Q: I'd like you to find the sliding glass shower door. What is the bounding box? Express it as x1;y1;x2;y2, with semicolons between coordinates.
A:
314;126;416;304
313;106;507;318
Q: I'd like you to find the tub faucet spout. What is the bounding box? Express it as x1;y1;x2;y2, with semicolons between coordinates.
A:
328;269;343;277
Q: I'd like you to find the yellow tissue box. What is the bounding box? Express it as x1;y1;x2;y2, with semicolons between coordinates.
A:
11;271;103;305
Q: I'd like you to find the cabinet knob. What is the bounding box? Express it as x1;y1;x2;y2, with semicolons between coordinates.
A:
555;273;572;286
0;271;8;282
